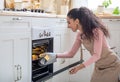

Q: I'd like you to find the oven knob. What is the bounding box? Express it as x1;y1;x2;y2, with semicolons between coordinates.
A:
39;33;43;38
48;32;51;36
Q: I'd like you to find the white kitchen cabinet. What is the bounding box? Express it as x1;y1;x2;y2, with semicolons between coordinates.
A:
52;17;71;82
45;78;52;82
71;52;93;82
68;31;81;65
53;27;70;82
0;16;31;82
52;70;69;82
102;19;120;57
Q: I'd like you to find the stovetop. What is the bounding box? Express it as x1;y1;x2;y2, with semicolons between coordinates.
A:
0;8;57;17
2;8;45;13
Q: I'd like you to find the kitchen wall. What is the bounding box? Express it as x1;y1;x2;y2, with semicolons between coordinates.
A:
55;0;88;15
0;0;88;14
0;0;4;9
88;0;120;9
70;0;88;8
41;0;88;14
88;0;120;14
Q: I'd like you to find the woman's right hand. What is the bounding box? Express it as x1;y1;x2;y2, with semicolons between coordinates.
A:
69;64;85;74
69;65;80;74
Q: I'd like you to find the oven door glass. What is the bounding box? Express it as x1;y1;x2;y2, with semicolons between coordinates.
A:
32;38;53;82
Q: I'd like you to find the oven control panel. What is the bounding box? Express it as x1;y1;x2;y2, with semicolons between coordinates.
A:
39;30;51;38
32;28;54;40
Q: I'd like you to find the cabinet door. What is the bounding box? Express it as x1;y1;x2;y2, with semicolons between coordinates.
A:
53;30;70;82
69;48;94;82
0;38;15;82
74;47;93;82
53;33;61;72
54;30;70;71
102;19;120;56
14;36;31;82
52;70;69;82
0;16;31;82
69;31;81;64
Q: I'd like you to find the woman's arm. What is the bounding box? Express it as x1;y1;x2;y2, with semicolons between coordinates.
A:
56;31;82;58
69;29;104;74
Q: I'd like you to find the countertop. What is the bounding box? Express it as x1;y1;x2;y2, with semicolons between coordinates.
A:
0;11;120;19
97;14;120;19
0;11;66;18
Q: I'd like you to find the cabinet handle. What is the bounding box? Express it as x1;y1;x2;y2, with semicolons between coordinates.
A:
17;65;22;81
60;19;66;22
14;65;22;81
110;46;116;50
80;45;86;60
20;65;22;80
109;19;120;21
12;17;22;21
57;19;67;24
60;58;65;64
14;65;19;81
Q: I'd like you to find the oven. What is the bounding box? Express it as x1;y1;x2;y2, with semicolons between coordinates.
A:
31;17;83;82
32;27;54;82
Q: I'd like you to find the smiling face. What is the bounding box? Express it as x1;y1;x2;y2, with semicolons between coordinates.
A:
67;17;83;32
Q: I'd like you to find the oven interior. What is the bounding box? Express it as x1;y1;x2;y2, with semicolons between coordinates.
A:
32;38;53;82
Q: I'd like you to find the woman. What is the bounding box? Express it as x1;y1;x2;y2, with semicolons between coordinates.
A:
57;7;120;82
42;7;120;82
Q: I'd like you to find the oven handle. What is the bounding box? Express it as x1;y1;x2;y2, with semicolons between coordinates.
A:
12;17;23;21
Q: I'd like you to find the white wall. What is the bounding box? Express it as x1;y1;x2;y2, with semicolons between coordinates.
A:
71;0;88;8
0;0;4;9
70;0;120;12
88;0;120;9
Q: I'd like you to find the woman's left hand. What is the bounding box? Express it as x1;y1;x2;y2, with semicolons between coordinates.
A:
69;64;85;74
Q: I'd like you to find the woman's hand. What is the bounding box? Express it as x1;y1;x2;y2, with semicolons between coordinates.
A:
39;52;57;65
69;64;85;74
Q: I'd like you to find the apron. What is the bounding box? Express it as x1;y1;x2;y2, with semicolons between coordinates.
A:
81;37;120;82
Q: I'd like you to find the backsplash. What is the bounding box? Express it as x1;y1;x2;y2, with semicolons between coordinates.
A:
0;0;88;15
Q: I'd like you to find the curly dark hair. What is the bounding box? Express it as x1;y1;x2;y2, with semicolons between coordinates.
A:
67;7;110;41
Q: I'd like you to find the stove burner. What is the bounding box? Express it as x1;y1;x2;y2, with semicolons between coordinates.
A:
31;9;44;13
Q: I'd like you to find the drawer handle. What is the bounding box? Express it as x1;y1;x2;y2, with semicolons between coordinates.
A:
12;17;22;20
110;47;116;49
61;58;65;64
109;19;120;21
14;65;22;81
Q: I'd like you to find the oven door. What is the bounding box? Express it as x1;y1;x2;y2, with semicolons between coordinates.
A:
32;38;54;82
